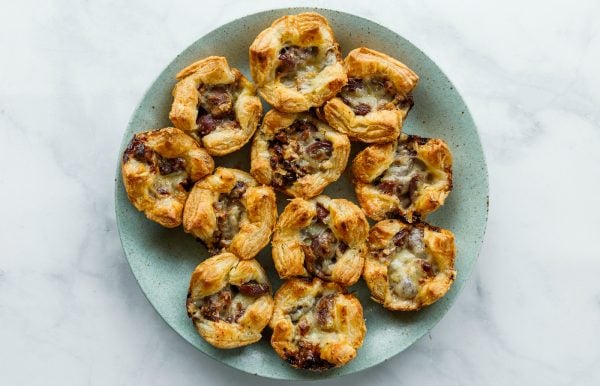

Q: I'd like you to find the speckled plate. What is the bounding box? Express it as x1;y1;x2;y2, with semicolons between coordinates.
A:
115;7;488;380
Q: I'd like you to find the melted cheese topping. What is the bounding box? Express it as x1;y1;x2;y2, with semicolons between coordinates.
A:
387;227;438;300
150;170;188;199
228;293;255;317
210;195;248;252
288;290;338;344
278;46;338;91
301;216;346;278
191;287;260;325
340;77;396;113
377;142;430;208
289;127;330;174
268;118;333;188
388;249;422;299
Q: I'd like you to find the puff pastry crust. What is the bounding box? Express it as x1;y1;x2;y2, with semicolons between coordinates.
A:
250;109;350;198
182;167;277;259
353;133;452;222
186;253;274;349
363;220;456;311
169;56;262;156
271;196;369;286
249;12;347;112
270;278;366;371
323;47;419;143
121;127;214;228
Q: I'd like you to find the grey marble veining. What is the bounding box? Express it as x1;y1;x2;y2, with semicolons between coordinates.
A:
1;0;599;385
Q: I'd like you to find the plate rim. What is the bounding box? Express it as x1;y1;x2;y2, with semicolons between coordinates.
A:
114;6;489;380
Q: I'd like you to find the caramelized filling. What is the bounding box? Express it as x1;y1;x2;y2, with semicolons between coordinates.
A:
300;204;348;279
276;45;338;90
339;77;414;116
123;135;191;196
195;83;240;137
374;138;432;210
268;119;333;189
284;290;339;371
190;280;269;324
371;225;438;300
208;181;248;255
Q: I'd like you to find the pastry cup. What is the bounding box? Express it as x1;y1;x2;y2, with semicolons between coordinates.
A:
186;253;274;349
353;133;452;222
270;277;366;371
249;12;347;112
121;127;214;227
323;47;418;143
183;167;277;259
271;195;369;286
169;56;262;156
363;219;456;311
250;109;350;199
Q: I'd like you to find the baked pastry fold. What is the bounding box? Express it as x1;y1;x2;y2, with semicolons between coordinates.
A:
186;253;274;348
363;219;456;311
251;109;350;199
121;127;214;228
249;12;347;112
169;56;262;156
323;47;418;143
352;133;452;222
271;195;369;286
270;278;366;371
183;167;277;259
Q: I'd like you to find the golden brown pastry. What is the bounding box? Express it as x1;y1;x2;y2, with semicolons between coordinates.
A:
271;196;369;286
249;12;347;112
186;253;274;349
169;56;262;156
182;167;277;259
363;219;456;311
323;47;419;143
353;133;452;222
121;127;214;228
270;278;366;371
250;109;350;198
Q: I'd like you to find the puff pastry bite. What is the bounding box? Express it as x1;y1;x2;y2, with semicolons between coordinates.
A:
353;133;452;222
121;127;214;228
323;48;419;143
363;220;456;311
270;278;366;371
250;109;350;198
271;196;369;286
249;12;346;112
169;56;262;156
182;167;277;259
186;253;274;348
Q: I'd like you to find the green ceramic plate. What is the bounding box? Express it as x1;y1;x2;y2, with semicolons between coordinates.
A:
115;7;488;380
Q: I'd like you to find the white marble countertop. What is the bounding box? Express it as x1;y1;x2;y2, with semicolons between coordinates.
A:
2;0;600;384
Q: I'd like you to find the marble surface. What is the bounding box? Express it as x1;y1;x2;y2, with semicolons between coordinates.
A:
1;0;599;384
